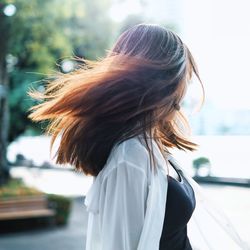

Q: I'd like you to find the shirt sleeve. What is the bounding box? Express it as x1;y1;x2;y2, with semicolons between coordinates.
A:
98;160;148;250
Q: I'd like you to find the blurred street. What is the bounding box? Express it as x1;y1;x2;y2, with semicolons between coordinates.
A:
0;197;88;250
1;134;249;249
0;184;250;250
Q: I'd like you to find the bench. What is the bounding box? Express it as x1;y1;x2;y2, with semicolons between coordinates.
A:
0;195;55;221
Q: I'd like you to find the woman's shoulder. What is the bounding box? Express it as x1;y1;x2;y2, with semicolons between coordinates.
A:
103;135;151;178
84;135;151;213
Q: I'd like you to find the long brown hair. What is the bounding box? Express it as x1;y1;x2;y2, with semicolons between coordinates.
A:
27;23;204;176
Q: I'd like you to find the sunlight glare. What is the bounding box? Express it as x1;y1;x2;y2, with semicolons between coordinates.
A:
109;0;143;22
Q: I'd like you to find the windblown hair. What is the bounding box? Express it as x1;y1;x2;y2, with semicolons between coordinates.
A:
27;23;204;177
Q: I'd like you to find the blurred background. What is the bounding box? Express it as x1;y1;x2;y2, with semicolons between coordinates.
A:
0;0;249;249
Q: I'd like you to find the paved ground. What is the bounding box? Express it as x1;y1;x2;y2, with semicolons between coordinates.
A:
0;186;249;249
0;197;88;250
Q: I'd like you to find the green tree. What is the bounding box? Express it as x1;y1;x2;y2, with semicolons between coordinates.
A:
0;1;15;184
0;0;114;184
8;0;114;139
193;157;211;176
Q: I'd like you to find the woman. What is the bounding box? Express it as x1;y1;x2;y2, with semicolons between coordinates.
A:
27;24;248;249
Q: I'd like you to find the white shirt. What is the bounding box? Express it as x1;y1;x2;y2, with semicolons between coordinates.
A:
84;134;249;250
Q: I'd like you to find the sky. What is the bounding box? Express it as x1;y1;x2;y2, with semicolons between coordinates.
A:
109;0;250;111
182;0;250;111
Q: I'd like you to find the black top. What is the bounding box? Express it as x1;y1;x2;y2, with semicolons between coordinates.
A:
159;162;196;250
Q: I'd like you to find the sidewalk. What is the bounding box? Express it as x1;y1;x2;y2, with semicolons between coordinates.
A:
0;197;88;250
0;186;249;249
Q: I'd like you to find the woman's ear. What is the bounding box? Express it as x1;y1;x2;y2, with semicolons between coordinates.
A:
173;103;180;111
